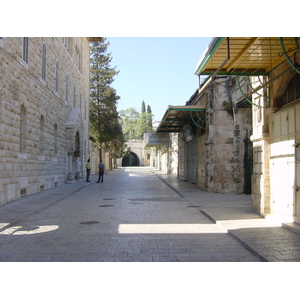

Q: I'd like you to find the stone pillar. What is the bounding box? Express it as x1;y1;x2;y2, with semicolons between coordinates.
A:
67;153;74;182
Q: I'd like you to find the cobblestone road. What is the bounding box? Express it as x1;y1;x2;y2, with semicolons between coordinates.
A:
0;167;261;262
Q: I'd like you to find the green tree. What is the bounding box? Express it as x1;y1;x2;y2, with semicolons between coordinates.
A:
141;100;146;114
147;104;153;128
119;103;154;140
119;108;140;140
110;135;131;169
89;38;123;161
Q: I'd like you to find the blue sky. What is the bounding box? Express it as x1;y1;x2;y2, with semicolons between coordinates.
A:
106;37;212;122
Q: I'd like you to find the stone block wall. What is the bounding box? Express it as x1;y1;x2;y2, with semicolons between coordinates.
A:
205;78;252;193
0;37;91;205
178;77;252;194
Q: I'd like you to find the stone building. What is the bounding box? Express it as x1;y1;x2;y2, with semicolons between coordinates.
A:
194;37;300;224
155;75;252;194
145;131;177;173
0;37;101;205
184;77;252;193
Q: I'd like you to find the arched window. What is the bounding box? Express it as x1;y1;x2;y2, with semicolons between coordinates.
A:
39;115;45;153
41;43;46;81
19;105;26;153
75;131;80;156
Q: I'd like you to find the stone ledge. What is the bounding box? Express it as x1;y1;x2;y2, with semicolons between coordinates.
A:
282;222;300;235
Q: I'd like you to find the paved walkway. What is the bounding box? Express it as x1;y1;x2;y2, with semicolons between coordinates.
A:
1;167;300;262
154;170;300;262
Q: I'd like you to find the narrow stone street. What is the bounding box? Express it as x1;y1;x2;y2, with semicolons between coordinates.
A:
0;167;261;262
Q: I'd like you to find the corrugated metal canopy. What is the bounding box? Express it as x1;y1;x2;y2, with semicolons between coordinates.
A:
195;37;300;76
156;105;206;133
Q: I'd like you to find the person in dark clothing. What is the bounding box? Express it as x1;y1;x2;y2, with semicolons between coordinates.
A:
86;158;91;182
96;160;105;183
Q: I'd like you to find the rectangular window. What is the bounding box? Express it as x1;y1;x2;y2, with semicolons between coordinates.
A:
63;37;72;54
63;37;68;48
20;105;27;153
23;37;29;64
41;43;46;81
20;188;27;198
55;60;59;93
73;85;76;108
54;123;58;155
65;74;69;102
39;115;45;154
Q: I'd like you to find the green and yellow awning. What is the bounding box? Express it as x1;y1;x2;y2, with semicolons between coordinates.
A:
195;37;300;77
156;105;206;133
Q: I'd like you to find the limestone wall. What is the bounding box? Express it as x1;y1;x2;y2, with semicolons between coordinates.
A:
0;37;91;205
177;77;252;194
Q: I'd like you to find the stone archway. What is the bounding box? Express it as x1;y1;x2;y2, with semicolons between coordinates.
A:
122;152;140;166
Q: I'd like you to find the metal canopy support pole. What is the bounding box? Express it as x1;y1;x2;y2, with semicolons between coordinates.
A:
279;37;300;75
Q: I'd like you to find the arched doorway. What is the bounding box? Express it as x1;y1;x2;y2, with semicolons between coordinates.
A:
122;152;140;166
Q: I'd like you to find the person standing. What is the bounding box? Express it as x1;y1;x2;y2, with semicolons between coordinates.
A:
96;160;105;183
86;158;91;182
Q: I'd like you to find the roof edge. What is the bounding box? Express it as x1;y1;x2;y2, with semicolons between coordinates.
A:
194;37;225;75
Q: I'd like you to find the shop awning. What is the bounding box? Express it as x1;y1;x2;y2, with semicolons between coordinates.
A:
156;105;206;133
195;37;300;77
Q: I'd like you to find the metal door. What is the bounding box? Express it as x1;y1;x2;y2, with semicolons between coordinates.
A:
271;106;299;221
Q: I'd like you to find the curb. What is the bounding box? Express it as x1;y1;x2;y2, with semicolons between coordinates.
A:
152;172;269;262
152;173;186;199
199;210;268;261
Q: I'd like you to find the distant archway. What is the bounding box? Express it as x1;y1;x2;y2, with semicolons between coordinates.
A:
122;152;140;166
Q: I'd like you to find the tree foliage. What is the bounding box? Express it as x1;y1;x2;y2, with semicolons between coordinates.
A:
147;105;153;128
89;38;125;160
119;101;154;140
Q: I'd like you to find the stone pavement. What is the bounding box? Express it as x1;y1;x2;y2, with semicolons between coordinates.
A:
0;167;300;262
0;176;95;233
154;170;300;262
